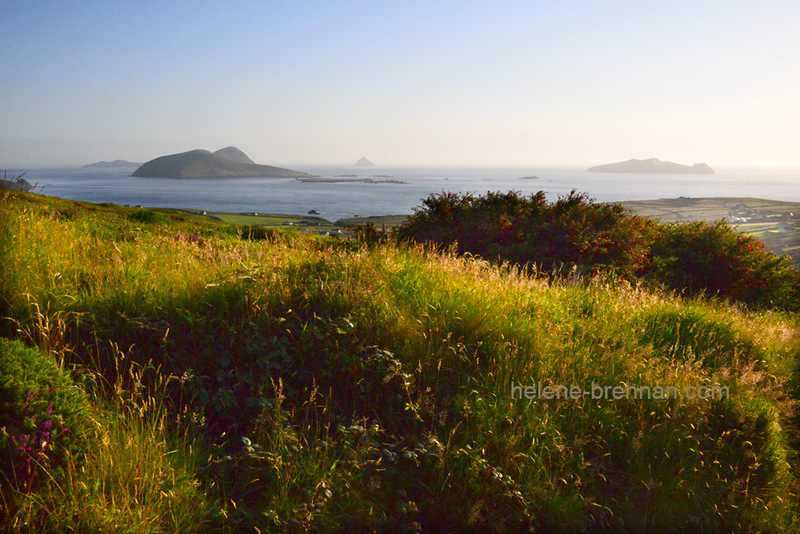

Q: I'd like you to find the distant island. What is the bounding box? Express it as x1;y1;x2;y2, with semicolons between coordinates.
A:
132;147;309;179
355;157;374;167
587;158;714;174
85;160;141;168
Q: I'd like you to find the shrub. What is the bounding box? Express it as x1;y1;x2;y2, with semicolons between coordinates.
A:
646;221;800;310
127;209;163;223
398;190;658;278
0;339;93;496
399;190;800;310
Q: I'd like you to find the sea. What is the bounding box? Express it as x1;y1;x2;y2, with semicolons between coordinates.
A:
6;165;800;223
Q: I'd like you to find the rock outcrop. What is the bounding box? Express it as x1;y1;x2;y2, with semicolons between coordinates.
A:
0;174;33;191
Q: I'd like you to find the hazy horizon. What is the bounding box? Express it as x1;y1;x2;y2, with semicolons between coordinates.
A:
2;1;799;168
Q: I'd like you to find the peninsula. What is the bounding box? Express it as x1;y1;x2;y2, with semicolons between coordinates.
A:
587;158;714;174
132;148;309;179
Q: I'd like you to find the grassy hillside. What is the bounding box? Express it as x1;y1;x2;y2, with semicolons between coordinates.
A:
1;189;800;532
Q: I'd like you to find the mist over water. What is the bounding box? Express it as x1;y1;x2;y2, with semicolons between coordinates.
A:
9;165;800;223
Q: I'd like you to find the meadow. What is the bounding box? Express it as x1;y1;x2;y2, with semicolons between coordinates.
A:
1;189;800;532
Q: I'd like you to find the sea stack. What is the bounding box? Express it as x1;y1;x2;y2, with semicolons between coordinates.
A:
355;157;374;167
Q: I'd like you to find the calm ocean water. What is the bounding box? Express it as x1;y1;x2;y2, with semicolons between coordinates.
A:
6;165;800;223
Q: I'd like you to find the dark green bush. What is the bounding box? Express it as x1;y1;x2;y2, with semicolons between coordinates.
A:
399;191;800;310
0;338;93;494
127;209;163;223
646;220;800;310
398;190;658;278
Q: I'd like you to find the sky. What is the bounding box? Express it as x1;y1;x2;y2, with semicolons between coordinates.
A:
1;0;799;167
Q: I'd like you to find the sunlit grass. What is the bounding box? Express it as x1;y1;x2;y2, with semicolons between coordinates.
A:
1;189;799;531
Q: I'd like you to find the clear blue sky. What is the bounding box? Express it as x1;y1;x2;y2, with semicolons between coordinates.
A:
1;0;799;167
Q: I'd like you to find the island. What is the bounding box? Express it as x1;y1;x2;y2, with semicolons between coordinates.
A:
587;158;714;174
85;160;141;168
355;157;374;167
132;148;309;179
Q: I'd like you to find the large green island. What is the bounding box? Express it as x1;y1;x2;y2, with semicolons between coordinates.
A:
132;146;309;179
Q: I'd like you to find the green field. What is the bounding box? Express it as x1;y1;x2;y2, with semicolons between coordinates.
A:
167;208;409;235
213;213;329;227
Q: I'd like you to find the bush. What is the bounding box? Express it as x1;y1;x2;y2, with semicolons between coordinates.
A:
399;190;800;310
0;339;93;495
127;209;163;223
646;221;800;310
398;190;658;278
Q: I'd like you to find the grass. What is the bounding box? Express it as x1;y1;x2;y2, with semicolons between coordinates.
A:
1;189;800;531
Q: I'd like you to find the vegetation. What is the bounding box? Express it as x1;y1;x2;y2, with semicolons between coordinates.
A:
620;196;800;266
0;339;93;500
398;190;800;310
1;188;800;532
